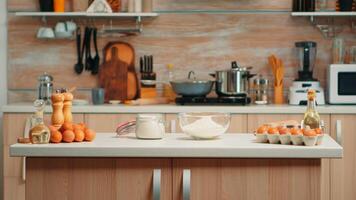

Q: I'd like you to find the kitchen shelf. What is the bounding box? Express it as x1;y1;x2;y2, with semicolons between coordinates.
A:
291;11;356;17
14;12;159;17
14;12;159;35
291;11;356;38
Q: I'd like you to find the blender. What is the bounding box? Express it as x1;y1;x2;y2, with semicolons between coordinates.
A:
289;41;325;105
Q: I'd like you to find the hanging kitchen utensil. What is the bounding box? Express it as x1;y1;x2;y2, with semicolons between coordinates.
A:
85;27;95;71
74;27;84;74
91;27;100;75
83;27;90;71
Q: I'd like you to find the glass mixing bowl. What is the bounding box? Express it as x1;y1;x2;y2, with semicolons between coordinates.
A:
178;112;231;139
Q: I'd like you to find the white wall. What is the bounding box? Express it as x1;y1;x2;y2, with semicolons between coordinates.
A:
0;0;7;199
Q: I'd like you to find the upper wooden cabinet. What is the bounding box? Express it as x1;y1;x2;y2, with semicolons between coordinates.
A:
330;115;356;200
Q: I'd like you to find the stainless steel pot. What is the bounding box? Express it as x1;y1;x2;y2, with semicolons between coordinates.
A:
214;62;255;96
170;71;213;97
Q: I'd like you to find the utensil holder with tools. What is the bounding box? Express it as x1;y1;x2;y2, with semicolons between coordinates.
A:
268;55;285;104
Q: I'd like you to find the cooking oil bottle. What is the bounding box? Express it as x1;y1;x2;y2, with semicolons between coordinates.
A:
163;64;176;102
303;89;321;129
29;99;50;144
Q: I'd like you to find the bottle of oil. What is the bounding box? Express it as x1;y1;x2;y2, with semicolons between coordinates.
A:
29;99;50;144
303;89;321;129
163;64;176;102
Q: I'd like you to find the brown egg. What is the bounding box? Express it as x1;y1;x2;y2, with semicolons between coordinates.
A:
279;127;290;135
73;124;84;131
48;125;59;132
50;131;62;143
74;129;85;142
315;128;323;135
303;129;317;137
62;130;75;143
291;128;303;135
78;122;87;131
84;129;96;142
61;122;73;132
268;127;279;135
256;125;269;134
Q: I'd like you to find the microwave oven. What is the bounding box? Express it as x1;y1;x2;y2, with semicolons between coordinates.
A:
328;64;356;104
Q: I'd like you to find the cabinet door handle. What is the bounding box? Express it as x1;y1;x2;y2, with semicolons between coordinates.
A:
22;117;31;182
336;120;343;145
183;169;191;200
153;169;161;200
170;120;176;133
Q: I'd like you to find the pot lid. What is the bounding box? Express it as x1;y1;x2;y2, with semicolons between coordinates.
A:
171;71;212;83
231;61;252;71
38;72;53;83
253;75;269;85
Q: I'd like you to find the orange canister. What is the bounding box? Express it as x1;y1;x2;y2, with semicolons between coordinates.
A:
54;0;65;12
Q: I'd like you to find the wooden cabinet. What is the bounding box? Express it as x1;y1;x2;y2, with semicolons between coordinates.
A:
26;158;172;200
166;114;248;133
330;115;356;200
248;114;331;200
172;158;321;200
3;113;84;200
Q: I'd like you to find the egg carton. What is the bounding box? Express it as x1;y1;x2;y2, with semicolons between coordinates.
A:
254;133;324;146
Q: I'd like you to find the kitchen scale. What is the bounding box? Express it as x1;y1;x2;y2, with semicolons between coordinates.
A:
289;41;325;105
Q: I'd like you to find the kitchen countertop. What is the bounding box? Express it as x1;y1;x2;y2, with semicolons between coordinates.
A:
10;133;342;158
2;103;356;114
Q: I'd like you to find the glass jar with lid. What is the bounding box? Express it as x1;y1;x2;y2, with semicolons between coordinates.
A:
253;76;269;105
135;114;165;139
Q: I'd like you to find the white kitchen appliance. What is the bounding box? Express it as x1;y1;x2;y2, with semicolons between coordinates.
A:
328;64;356;104
289;81;325;105
289;41;325;105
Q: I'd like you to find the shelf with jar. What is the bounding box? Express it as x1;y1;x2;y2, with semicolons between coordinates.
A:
14;0;158;37
290;0;356;38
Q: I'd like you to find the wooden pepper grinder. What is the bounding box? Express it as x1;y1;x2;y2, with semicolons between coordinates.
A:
63;91;73;124
51;90;65;129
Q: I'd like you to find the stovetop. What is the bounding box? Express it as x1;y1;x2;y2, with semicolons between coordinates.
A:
175;94;251;105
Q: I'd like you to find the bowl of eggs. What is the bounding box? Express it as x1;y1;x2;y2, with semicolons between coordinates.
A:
254;122;324;146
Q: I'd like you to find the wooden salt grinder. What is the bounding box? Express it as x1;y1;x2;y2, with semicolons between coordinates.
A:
51;92;65;129
63;92;73;123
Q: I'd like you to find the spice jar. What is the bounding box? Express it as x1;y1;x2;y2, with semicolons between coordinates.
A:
135;114;165;139
253;76;269;105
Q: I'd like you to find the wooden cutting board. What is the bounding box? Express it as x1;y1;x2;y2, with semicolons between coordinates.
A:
99;47;128;102
99;41;139;101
